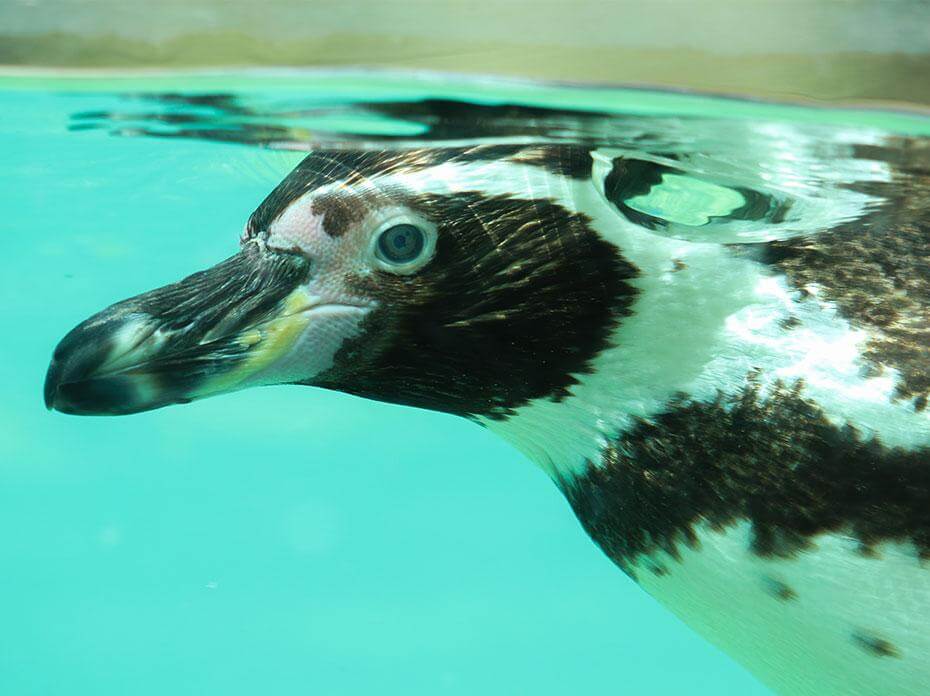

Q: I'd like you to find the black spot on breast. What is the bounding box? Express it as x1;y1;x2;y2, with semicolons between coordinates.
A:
762;576;797;601
762;137;930;403
317;193;638;419
564;378;930;576
852;631;901;658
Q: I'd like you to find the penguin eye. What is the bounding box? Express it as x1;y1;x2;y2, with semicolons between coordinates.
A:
375;224;427;265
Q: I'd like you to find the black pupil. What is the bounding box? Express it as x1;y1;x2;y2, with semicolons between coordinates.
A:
378;224;424;263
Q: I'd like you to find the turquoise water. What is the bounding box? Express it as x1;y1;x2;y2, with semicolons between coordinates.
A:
4;71;930;696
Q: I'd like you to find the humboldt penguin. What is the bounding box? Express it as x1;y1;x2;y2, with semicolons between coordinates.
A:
44;138;930;696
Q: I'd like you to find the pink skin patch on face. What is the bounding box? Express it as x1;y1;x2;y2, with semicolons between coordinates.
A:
240;189;380;387
265;188;380;279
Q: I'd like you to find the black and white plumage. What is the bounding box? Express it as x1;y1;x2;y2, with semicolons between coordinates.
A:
45;100;930;696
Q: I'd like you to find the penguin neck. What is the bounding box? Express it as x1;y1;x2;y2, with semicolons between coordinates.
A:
479;393;617;483
475;318;682;484
479;219;773;483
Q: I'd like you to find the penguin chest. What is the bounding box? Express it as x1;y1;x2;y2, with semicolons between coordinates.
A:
556;367;930;695
631;523;930;696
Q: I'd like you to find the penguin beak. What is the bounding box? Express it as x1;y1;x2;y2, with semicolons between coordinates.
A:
44;244;315;415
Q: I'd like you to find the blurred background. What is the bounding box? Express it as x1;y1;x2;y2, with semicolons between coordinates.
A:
2;0;930;106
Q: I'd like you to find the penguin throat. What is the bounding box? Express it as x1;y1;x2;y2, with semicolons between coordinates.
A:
475;215;790;480
478;385;622;481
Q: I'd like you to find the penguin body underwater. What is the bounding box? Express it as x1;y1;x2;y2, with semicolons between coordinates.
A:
45;124;930;695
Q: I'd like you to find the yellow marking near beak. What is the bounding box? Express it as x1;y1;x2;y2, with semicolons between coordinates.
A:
203;290;313;395
238;331;263;348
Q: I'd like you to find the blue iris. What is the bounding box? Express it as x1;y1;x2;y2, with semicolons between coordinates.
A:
377;224;426;264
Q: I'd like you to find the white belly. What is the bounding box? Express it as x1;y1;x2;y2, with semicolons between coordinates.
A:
634;523;930;695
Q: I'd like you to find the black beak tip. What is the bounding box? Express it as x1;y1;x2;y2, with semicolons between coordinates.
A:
43;359;62;411
43;327;176;417
43;327;118;415
43;352;97;415
42;357;140;416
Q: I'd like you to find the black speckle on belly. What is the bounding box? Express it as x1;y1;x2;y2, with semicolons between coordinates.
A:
852;630;901;658
647;563;669;577
762;575;797;602
562;378;930;576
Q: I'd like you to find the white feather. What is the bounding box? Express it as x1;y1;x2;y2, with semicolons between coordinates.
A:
637;524;930;696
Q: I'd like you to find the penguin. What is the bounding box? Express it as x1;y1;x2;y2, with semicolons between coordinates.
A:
44;133;930;695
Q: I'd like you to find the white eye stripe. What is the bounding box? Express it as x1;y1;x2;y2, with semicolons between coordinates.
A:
364;159;580;211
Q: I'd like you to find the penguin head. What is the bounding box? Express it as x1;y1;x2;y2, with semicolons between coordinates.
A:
44;147;636;419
